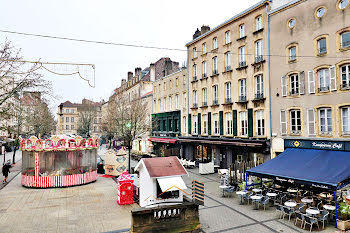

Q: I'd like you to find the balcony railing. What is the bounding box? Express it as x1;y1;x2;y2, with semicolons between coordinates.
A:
193;76;197;81
202;101;207;107
225;66;231;72
255;55;264;63
341;83;350;89
318;86;329;92
212;69;218;75
212;99;219;105
255;93;264;99
239;95;247;102
225;98;232;104
318;47;327;54
192;103;198;108
202;73;207;78
239;61;247;67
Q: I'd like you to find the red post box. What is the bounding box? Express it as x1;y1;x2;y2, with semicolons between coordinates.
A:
117;171;134;205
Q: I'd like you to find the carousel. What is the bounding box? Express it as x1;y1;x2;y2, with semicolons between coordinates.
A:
20;135;100;188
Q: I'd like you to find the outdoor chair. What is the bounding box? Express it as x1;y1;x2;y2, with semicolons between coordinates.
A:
224;186;235;197
244;192;253;205
282;206;295;221
275;204;283;218
303;215;319;232
259;196;269;211
297;203;305;213
295;211;305;226
318;210;329;229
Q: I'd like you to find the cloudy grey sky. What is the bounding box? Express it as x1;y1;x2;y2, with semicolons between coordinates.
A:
0;0;260;111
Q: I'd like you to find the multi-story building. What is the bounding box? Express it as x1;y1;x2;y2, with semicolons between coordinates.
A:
150;68;187;156
270;0;350;156
57;99;102;137
180;0;271;168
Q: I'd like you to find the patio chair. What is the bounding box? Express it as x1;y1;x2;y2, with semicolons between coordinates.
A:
275;204;283;218
259;196;270;211
295;211;305;226
224;186;235;197
318;210;329;229
303;215;319;232
282;206;295;221
244;192;253;205
297;203;305;213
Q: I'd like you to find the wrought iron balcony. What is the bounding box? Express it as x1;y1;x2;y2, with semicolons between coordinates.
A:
255;93;264;100
193;76;197;81
192;103;198;108
202;101;207;107
202;73;207;78
225;66;231;72
225;98;232;104
255;55;264;63
212;99;219;105
212;69;218;75
239;95;247;102
239;61;247;67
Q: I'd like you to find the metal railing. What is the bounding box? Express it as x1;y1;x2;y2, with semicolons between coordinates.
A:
193;103;198;108
202;73;207;78
193;76;197;81
225;66;231;71
239;95;247;102
255;55;264;63
212;99;218;105
212;69;218;75
225;98;232;103
255;93;264;99
239;61;246;67
202;101;207;106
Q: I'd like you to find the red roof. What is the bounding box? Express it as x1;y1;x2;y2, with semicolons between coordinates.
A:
149;137;176;144
142;156;187;178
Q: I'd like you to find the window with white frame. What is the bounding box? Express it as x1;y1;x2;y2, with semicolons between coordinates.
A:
239;24;245;38
213;37;217;49
256;15;262;31
225;82;231;102
163;97;167;111
193;47;197;58
239;79;247;101
290;109;301;134
226;112;233;135
225;52;231;71
169;96;172;110
318;108;332;134
213;85;218;104
239;46;246;65
317;38;327;54
212;56;218;74
202;88;207;105
318;68;330;92
256;110;265;136
341;64;350;89
203;114;208;134
183;116;187;133
193;64;197;80
290;74;299;95
175;94;179;109
213;113;219;135
193;90;197;107
202;61;207;78
240;111;248;136
255;40;263;62
341;31;350;48
341;106;350;135
255;74;263;98
193;115;198;134
289;46;296;61
225;31;231;44
202;43;206;54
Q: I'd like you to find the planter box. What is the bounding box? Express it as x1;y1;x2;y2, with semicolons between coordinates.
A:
337;219;350;231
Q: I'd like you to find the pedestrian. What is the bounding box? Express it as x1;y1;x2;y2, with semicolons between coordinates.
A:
2;160;11;184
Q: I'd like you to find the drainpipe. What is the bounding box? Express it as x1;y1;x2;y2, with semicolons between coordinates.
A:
267;3;273;160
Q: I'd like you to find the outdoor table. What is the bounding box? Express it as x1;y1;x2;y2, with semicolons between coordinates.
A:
284;201;297;208
323;205;336;211
306;208;320;216
219;185;229;197
236;191;247;204
266;192;277;197
251;195;263;210
301;198;313;206
287;188;298;193
252;188;262;193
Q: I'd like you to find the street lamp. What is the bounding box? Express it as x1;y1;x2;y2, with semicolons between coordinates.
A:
125;122;132;173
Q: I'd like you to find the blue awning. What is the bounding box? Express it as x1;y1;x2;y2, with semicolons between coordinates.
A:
246;148;350;190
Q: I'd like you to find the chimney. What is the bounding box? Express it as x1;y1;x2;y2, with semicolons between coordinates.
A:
127;72;133;81
193;28;201;40
121;79;126;86
200;25;210;35
150;63;155;82
135;67;142;78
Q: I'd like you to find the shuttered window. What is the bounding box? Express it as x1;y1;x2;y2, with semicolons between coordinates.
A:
307;109;316;136
198;113;201;135
248;109;253;137
281;76;287;96
188;114;191;135
280;110;287;135
208;112;212;135
219;111;224;136
299;71;305;95
308;71;315;94
329;66;337;91
233;110;237;136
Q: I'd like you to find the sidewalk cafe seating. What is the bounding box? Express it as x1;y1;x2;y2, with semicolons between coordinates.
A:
244;192;253;204
223;186;235;197
318;210;329;229
259;196;269;210
275;204;283;218
282;206;295;221
303;215;320;232
295;211;305;227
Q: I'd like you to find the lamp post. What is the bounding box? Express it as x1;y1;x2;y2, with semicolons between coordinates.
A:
126;122;132;173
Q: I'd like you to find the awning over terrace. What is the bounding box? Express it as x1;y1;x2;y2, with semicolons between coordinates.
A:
149;138;177;144
246;148;350;190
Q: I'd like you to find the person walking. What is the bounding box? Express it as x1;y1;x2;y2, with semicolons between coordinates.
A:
2;160;11;184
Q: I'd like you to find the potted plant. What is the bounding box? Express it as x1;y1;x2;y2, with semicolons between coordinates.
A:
337;202;350;230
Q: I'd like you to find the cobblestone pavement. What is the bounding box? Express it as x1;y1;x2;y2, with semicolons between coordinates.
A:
182;168;340;233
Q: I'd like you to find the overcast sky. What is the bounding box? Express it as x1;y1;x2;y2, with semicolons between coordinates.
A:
0;0;260;112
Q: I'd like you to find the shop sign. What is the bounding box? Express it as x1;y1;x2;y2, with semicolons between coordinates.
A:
285;139;346;151
276;177;294;183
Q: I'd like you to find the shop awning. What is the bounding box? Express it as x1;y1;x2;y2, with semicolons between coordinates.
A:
246;148;350;190
157;176;187;192
149;137;177;144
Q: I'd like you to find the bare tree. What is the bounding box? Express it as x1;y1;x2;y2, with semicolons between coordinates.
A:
77;104;97;136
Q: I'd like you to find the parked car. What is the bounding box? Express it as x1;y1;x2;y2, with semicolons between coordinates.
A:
97;155;105;174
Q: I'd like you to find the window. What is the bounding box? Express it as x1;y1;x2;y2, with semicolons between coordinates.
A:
193;115;198;134
183;93;187;108
290;109;301;134
239;24;245;38
318;68;330;92
66;125;69;130
203;114;208;134
339;0;349;9
316;7;326;18
280;110;287;135
213;113;219;135
224;52;231;71
212;56;218;74
71;109;75;113
202;61;207;78
71;117;74;122
183;116;187;134
225;31;231;44
66;109;69;113
256;110;265;136
239;79;247;101
159;99;161;111
289;46;296;61
288;18;296;28
66;117;69;122
239;46;246;66
164;97;167;111
193;47;197;58
341;31;350;48
169;96;173;110
193;64;197;80
255;75;263;98
290;74;299;95
256;15;262;31
240;111;248;136
193;90;197;107
175;94;179;109
255;40;263;62
226;112;233;135
213;85;218;105
202;43;206;54
202;88;207;105
341;106;350;135
71;125;74;130
225;82;231;103
213;37;217;49
317;38;327;54
319;108;332;134
341;64;350;88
